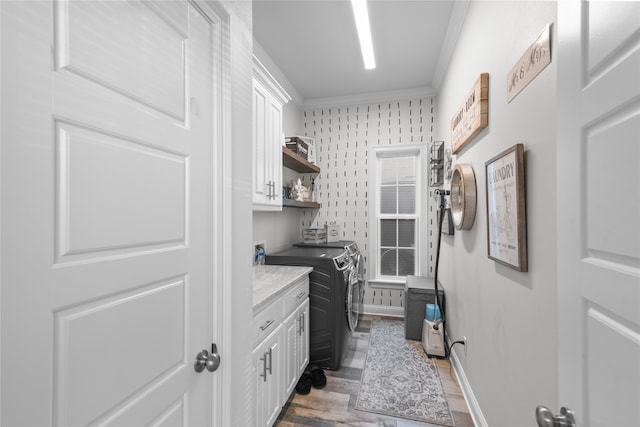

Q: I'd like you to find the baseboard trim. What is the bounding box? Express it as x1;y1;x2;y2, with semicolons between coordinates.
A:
362;304;404;318
449;347;488;427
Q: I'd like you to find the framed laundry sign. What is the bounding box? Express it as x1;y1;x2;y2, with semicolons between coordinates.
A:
450;73;489;154
485;144;527;272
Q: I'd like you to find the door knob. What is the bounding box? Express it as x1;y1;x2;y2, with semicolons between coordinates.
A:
194;344;221;373
536;406;576;427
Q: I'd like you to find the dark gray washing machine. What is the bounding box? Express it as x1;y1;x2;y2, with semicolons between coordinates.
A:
265;247;353;370
294;240;364;331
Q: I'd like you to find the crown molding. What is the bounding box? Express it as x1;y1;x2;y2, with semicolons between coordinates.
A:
253;39;302;105
302;86;436;109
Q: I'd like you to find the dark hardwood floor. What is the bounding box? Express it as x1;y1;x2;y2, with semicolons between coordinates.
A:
276;315;475;427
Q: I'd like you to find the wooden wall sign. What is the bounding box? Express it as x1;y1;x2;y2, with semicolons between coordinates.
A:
450;73;489;154
507;24;551;103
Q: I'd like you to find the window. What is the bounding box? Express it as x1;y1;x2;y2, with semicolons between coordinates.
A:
369;145;426;285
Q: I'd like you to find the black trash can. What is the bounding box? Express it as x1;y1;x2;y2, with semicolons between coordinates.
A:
404;275;446;340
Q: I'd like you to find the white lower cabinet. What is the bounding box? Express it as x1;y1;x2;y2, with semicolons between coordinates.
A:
253;325;283;427
283;298;310;398
252;277;309;427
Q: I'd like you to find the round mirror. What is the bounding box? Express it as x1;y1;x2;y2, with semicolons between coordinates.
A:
450;163;477;230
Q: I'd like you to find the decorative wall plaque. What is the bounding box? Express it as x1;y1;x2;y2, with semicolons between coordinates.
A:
450;73;489;154
507;24;552;103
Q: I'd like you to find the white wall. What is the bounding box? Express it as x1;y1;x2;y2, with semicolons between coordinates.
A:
283;102;304;137
434;2;557;425
223;1;253;425
253;209;303;254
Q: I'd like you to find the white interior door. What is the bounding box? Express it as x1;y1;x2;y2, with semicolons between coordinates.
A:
1;1;223;425
557;1;640;426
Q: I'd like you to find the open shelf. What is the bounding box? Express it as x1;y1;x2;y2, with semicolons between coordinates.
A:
282;199;321;209
282;146;320;173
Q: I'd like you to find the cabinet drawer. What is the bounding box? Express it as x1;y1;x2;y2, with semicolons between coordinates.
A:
283;277;309;317
252;297;283;347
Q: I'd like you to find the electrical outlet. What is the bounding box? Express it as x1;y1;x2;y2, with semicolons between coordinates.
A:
463;336;468;356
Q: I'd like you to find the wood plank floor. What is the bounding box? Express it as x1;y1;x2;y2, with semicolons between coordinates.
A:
276;315;475;427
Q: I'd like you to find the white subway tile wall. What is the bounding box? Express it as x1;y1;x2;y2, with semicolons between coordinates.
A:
300;98;437;308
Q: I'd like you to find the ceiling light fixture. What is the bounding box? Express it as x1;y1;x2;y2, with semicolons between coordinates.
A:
351;0;376;70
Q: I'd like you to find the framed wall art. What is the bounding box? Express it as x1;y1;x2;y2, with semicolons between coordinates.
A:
485;144;527;272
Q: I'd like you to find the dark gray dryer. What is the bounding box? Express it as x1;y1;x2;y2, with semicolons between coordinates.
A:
265;247;353;370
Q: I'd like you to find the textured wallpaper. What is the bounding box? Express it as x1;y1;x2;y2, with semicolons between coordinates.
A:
298;98;438;309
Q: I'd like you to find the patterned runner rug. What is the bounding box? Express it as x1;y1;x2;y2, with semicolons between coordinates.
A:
355;320;455;426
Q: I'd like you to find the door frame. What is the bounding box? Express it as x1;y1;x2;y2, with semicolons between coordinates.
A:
191;1;233;425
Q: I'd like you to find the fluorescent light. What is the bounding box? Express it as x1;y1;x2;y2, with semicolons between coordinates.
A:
351;0;376;70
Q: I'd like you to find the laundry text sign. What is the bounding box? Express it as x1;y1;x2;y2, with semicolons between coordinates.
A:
450;73;489;154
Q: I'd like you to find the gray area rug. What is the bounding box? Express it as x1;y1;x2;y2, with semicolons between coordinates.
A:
355;320;455;426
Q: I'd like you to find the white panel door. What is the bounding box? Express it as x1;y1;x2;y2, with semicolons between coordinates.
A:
557;1;640;426
1;1;222;425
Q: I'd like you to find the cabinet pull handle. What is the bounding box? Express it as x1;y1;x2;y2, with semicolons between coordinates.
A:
260;354;267;382
259;319;274;331
266;348;273;376
266;181;273;199
296;291;305;299
266;180;278;200
300;312;305;335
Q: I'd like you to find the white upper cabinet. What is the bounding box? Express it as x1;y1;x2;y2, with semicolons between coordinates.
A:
252;56;291;210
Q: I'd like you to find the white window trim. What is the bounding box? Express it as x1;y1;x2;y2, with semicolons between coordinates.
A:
368;143;428;283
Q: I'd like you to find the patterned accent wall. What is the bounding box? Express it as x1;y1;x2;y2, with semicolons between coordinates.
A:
299;98;436;310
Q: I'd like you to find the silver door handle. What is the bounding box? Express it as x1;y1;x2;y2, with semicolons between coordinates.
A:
194;344;221;373
536;406;576;427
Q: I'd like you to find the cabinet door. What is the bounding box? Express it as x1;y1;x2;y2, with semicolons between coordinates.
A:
253;325;282;427
297;299;310;378
252;78;271;207
252;78;283;211
252;344;265;427
264;326;282;427
267;95;283;207
283;310;299;400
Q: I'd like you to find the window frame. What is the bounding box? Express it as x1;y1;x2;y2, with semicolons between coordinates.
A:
368;144;428;287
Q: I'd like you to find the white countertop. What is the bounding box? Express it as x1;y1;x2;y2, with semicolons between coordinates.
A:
252;265;313;313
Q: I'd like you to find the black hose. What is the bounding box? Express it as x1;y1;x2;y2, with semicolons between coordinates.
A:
433;192;448;357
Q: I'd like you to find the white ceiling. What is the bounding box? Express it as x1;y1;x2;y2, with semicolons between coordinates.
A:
252;0;469;105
